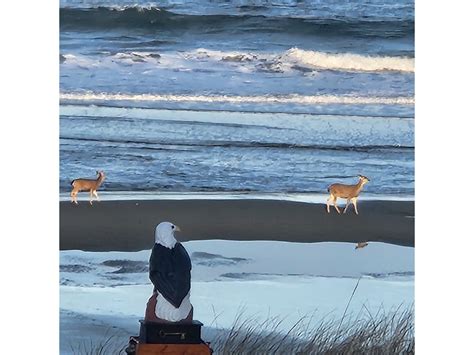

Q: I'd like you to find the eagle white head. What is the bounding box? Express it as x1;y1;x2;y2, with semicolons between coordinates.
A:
155;221;181;249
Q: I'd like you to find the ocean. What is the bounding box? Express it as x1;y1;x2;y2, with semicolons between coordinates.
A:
60;0;414;196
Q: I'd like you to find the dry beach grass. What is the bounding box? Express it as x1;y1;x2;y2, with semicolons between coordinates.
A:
211;307;414;354
68;305;414;354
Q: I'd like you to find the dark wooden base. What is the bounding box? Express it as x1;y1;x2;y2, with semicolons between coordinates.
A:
136;343;212;355
125;319;213;355
139;320;204;344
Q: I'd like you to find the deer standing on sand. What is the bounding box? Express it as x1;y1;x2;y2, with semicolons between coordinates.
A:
326;175;370;215
70;171;106;205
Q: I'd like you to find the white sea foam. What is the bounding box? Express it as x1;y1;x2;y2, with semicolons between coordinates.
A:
182;48;414;73
61;54;98;68
183;48;260;62
111;52;162;64
60;92;414;105
59;191;414;204
280;48;414;73
62;48;414;73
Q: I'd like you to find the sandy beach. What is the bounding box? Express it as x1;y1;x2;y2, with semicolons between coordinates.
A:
60;199;414;251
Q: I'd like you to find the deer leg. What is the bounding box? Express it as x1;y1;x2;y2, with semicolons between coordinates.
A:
89;190;94;205
352;198;359;215
71;189;78;204
343;198;351;214
333;197;341;214
93;190;100;202
326;195;333;213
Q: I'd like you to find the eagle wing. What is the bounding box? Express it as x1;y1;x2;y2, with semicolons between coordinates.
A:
149;243;192;308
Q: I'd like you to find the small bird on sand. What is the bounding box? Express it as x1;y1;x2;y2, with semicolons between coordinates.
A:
355;242;369;250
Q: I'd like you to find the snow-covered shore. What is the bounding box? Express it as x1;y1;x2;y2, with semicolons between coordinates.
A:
60;240;413;353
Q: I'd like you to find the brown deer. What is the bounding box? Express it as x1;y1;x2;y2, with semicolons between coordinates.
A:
326;175;370;215
70;171;106;205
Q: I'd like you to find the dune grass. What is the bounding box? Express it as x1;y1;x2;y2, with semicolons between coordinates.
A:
208;305;414;354
68;329;127;355
67;305;413;354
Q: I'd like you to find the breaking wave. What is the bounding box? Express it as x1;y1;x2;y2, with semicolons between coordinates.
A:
183;48;414;73
61;48;413;73
60;92;414;106
280;48;413;73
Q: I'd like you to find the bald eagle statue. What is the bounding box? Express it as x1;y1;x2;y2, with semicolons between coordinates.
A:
145;222;193;323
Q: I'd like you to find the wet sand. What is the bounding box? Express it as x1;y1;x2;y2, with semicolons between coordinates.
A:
60;199;414;251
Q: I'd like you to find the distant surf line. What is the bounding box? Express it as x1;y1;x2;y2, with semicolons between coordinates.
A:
60;92;414;106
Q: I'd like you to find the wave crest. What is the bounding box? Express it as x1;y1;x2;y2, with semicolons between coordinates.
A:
280;48;414;73
62;48;413;74
60;92;414;106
